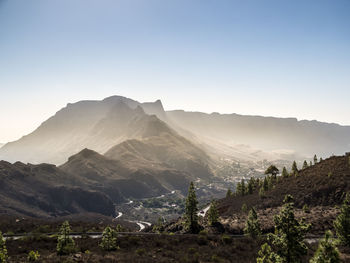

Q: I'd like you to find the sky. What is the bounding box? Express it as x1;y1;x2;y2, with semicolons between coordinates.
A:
0;0;349;143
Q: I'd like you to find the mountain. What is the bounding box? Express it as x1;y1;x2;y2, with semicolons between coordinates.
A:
60;148;193;200
0;96;168;164
104;116;213;179
167;110;350;159
0;160;115;217
0;143;4;149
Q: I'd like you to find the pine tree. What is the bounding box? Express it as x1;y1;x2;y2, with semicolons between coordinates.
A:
0;231;7;263
100;226;118;251
241;179;246;196
319;157;323;162
310;161;313;167
57;221;76;255
282;167;289;178
263;177;269;191
247;177;255;194
310;230;340;263
265;165;279;179
185;182;199;233
244;207;261;238
256;243;282;263
236;179;246;196
291;161;299;176
334;193;350;246
314;154;318;164
226;188;233;197
207;201;219;226
302;160;308;169
269;195;310;263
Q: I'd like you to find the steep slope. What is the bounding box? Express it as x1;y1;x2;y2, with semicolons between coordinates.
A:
167;110;350;159
215;153;350;234
0;96;168;164
105;116;213;180
0;161;115;217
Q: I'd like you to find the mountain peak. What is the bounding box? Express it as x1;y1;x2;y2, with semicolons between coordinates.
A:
68;148;100;162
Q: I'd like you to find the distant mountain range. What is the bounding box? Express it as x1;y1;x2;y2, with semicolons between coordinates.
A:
0;95;349;217
1;95;349;164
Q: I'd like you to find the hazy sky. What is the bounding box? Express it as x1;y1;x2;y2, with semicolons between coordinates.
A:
0;0;349;143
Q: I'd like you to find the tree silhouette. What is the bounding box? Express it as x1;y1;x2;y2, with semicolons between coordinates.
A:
185;182;199;233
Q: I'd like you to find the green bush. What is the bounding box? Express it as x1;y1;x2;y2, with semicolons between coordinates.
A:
0;231;8;263
27;250;40;261
302;204;310;213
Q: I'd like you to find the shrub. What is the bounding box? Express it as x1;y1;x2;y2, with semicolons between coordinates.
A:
27;250;40;261
0;231;8;263
302;204;310;213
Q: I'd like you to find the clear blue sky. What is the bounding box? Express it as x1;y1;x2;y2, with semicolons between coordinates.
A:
0;0;349;142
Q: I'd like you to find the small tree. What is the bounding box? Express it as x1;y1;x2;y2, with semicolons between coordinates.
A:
57;221;76;255
263;177;269;191
207;201;219;226
334;193;350;246
314;154;318;164
247;177;255;194
256;243;282;263
310;230;340;263
27;251;40;262
0;231;8;263
269;195;310;263
153;217;164;233
226;188;233;197
115;224;123;233
244;207;261;238
281;167;289;178
185;182;199;233
265;165;279;179
100;226;118;251
291;161;299;176
302;161;308;170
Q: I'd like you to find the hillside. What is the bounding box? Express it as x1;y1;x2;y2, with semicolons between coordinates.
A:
0;161;115;217
61;148;193;200
216;153;350;234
